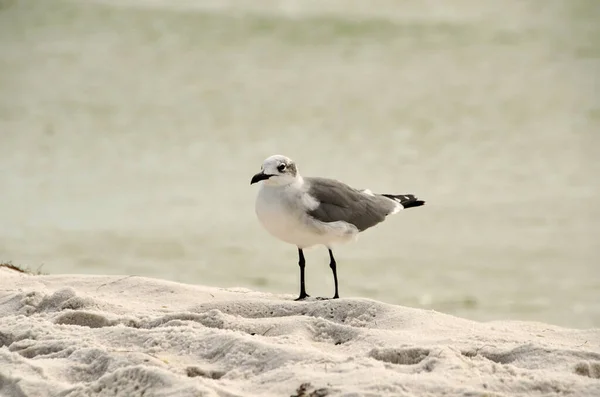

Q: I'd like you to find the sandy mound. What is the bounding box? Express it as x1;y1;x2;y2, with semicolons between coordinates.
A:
0;268;599;396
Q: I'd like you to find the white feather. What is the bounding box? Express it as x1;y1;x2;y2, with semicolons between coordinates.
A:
255;179;358;249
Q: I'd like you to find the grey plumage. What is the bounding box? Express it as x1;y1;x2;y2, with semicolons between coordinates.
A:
305;177;415;232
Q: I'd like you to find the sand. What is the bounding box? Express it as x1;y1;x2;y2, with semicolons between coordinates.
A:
0;267;599;397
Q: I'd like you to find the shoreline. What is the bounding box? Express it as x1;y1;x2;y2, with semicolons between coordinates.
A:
1;267;599;396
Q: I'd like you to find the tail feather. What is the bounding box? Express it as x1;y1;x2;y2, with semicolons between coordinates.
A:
381;194;425;209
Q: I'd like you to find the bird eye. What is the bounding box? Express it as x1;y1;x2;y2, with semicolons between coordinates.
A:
277;164;286;172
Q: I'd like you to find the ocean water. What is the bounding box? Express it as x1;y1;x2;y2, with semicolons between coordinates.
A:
1;0;598;328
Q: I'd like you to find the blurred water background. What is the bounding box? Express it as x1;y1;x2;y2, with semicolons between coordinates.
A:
1;0;598;328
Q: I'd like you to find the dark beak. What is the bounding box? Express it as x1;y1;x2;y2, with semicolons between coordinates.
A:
250;171;271;185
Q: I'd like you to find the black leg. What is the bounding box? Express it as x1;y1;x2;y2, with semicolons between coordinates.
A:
294;248;310;301
328;249;340;299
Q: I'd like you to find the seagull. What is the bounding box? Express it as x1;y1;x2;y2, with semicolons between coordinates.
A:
250;154;425;300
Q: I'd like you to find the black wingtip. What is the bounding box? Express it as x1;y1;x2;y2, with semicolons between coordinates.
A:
382;194;425;209
403;200;425;209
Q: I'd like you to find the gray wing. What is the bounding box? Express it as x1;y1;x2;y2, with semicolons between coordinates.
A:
305;177;397;232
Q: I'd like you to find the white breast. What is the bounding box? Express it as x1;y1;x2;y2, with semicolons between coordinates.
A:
255;184;358;249
255;185;308;247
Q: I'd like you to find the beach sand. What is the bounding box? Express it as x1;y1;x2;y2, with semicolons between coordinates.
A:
1;267;599;397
